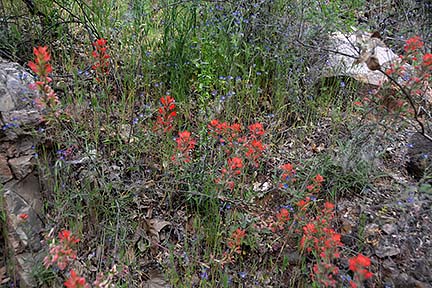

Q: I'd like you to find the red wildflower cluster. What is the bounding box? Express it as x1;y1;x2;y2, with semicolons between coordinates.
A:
28;46;60;111
423;53;432;69
208;120;266;162
91;38;110;81
380;35;432;117
300;202;343;287
217;157;244;191
208;119;266;191
279;163;296;189
227;228;246;254
172;130;196;163
297;196;312;211
208;119;243;149
154;96;177;133
404;36;424;53
44;230;80;270
269;208;290;232
306;174;324;195
348;254;373;287
244;123;266;167
64;269;90;288
248;122;265;137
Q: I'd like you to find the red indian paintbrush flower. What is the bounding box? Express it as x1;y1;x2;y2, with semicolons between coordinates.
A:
154;96;177;133
28;46;52;84
172;130;196;163
28;46;61;111
64;269;90;288
404;36;424;53
348;254;373;279
91;38;110;81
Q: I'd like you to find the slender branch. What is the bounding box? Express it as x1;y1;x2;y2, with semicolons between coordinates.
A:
295;39;359;60
296;37;432;142
376;67;432;142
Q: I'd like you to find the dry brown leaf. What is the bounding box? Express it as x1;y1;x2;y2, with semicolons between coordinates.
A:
311;143;325;153
144;218;171;244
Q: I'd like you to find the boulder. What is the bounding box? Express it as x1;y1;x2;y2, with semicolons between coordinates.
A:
325;30;399;86
0;57;45;287
406;132;432;180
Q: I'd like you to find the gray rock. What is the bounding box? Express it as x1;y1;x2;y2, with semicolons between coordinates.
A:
3;175;44;287
394;272;431;288
0;57;44;287
8;154;34;180
382;223;398;235
375;240;401;258
407;132;432;180
0;85;14;111
0;58;38;112
325;30;399;86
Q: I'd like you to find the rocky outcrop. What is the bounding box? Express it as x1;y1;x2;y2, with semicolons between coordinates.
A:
0;57;45;287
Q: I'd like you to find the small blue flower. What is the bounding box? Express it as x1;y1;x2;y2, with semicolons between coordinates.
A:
340;81;346;88
238;271;247;279
200;269;209;280
132;118;139;125
281;204;294;212
340;273;352;282
422;154;429;159
406;143;414;148
219;76;226;80
19;72;28;80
